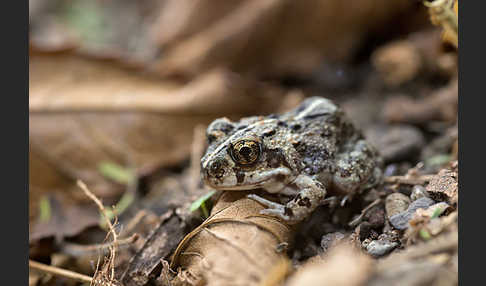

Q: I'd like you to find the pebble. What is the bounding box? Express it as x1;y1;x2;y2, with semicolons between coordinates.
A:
385;193;411;218
365;125;425;163
366;240;398;257
365;206;386;228
410;185;429;201
320;232;345;252
389;197;435;230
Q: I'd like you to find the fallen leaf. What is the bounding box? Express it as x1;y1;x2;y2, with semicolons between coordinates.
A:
30;194;100;242
30;53;300;203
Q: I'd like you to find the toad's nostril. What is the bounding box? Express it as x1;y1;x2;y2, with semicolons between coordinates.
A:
209;161;225;178
210;161;221;171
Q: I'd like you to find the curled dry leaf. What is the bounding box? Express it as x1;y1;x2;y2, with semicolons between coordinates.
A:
286;243;373;286
169;191;293;286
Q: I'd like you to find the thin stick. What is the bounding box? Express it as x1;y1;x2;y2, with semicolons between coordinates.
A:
60;233;139;257
29;259;92;283
77;180;118;282
384;175;435;185
349;199;382;227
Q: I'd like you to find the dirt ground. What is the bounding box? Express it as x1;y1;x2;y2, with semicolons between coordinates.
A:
29;1;458;285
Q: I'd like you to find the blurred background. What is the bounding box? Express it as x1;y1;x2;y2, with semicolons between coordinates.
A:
29;0;458;285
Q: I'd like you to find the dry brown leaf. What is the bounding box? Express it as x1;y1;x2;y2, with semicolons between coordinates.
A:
151;0;416;77
29;143;74;221
29;194;100;242
29;0;164;63
152;0;242;50
31;0;421;79
30;53;301;205
286;243;373;286
170;191;293;286
151;0;287;78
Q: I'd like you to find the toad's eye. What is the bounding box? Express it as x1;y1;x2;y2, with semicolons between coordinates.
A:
230;140;261;165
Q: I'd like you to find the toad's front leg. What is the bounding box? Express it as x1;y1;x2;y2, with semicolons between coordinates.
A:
248;174;327;223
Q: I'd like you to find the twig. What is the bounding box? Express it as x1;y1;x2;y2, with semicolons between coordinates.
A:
29;259;92;283
384;175;436;185
349;199;382;227
77;180;119;284
60;234;139;257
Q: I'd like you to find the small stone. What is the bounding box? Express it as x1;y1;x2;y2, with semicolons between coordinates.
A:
320;232;345;252
389;197;435;230
411;185;429;201
365;125;425;163
385;193;411;218
366;240;398;257
365;206;386;228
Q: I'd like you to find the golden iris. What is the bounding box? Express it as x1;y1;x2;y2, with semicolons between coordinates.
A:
230;140;261;165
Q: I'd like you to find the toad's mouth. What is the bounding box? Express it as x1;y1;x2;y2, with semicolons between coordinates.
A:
203;166;294;191
213;184;266;191
204;177;268;191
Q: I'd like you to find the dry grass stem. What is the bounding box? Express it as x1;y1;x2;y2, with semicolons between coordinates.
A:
77;180;120;286
60;234;139;257
349;199;382;227
29;259;93;284
384;175;436;185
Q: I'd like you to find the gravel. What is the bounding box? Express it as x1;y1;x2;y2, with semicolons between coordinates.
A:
389;197;435;230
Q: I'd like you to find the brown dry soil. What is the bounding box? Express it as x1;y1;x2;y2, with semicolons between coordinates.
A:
29;1;458;286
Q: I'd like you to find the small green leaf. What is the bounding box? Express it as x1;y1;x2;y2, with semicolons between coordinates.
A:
39;196;51;223
98;161;135;185
431;207;444;219
419;229;432;240
190;191;216;214
200;202;209;218
425;154;451;168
